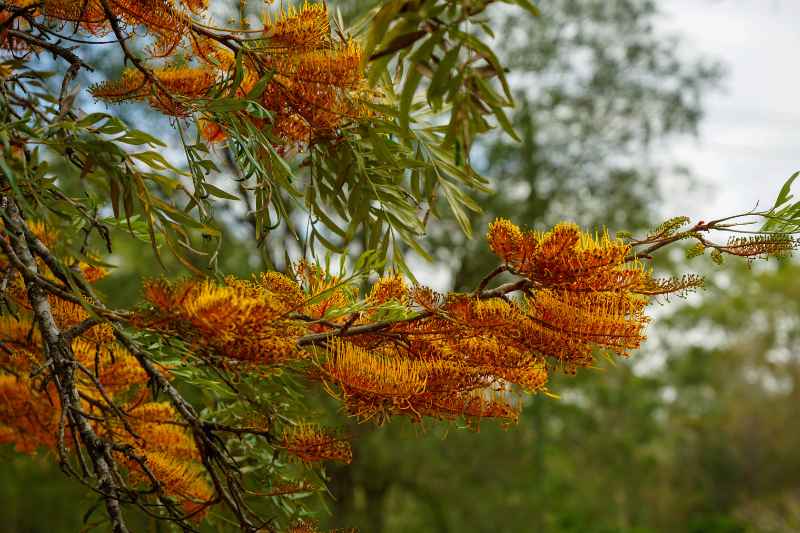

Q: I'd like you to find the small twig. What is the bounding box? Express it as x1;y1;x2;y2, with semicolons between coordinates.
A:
5;29;93;72
474;264;508;296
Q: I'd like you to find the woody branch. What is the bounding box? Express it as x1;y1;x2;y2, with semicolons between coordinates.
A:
1;199;130;533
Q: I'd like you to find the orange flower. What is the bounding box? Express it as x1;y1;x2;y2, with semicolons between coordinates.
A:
125;451;213;517
263;0;330;51
0;376;60;453
280;423;352;464
140;277;307;365
368;274;407;305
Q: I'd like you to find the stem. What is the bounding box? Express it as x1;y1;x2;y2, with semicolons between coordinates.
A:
4;200;130;533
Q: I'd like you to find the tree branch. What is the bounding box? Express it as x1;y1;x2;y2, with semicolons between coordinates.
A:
3;199;130;533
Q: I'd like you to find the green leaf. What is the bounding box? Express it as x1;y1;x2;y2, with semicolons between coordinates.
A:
131;151;186;174
373;30;427;61
440;180;473;238
118;129;166;147
109;175;122;218
0;156;31;213
773;171;799;209
366;129;396;166
400;31;445;130
491;106;521;142
451;29;513;102
400;64;424;131
427;45;461;109
507;0;541;17
206;98;250;113
364;1;404;59
123;182;134;221
246;71;274;100
76;112;109;128
204;183;240;201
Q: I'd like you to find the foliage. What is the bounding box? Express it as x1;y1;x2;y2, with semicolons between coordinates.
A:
0;1;798;532
418;0;723;290
765;171;800;234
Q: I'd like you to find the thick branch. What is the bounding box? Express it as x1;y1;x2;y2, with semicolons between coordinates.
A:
4;200;129;533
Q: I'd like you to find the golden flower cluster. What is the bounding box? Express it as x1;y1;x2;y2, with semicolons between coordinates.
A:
140;273;308;366
0;375;60;453
116;401;212;516
132;218;690;429
280;423;352;464
487;218;704;295
17;0;203;41
70;0;368;144
259;39;366;142
263;1;329;51
367;274;407;305
318;301;534;427
313;220;704;426
0;215;732;524
0;222;212;517
0;319;213;516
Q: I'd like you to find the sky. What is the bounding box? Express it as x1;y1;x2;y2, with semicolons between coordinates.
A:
660;0;800;220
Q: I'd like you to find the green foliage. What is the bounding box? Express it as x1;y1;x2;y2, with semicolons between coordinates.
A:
647;216;691;240
411;0;722;290
686;241;706;259
764;171;800;233
1;0;539;277
361;0;531;152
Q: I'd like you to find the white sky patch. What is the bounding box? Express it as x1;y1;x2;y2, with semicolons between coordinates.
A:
659;0;800;220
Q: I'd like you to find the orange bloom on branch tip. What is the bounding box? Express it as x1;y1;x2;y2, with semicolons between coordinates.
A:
36;0;106;28
72;338;151;392
324;339;428;398
280;423;352;464
91;66;216;115
123;450;213;518
487;217;705;295
368;274;407;304
526;290;649;356
263;0;330;51
89;69;149;103
487;218;524;263
0;316;42;373
123;402;200;461
140;276;307;365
